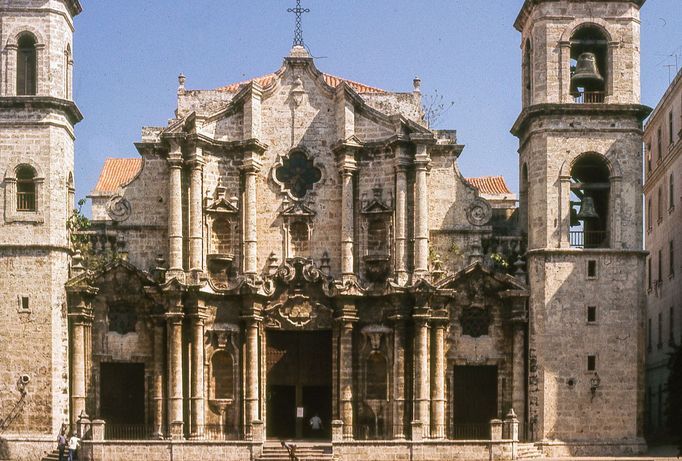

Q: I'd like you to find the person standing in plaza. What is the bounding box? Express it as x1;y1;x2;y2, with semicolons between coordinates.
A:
67;432;79;461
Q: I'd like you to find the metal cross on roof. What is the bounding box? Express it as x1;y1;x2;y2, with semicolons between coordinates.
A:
287;0;310;47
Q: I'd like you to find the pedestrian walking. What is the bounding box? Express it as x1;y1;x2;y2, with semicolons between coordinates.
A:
56;426;67;461
67;432;79;461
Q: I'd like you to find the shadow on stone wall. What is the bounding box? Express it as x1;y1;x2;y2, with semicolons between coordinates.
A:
0;439;11;460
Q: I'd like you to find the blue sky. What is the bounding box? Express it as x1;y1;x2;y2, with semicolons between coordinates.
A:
73;1;682;205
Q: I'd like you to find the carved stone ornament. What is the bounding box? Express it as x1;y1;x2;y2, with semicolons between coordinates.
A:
106;194;132;222
264;294;333;329
466;198;492;226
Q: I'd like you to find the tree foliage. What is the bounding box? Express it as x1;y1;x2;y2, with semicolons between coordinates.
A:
422;89;454;128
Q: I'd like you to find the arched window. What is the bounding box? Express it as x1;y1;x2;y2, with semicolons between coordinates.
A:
657;186;663;223
17;34;37;96
16;166;36;212
669;174;675;210
523;40;532;106
365;352;388;400
570;26;608;103
211;351;234;400
569;154;610;248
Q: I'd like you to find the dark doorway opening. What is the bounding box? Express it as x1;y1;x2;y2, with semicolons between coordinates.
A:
100;362;145;437
452;365;498;440
266;330;332;439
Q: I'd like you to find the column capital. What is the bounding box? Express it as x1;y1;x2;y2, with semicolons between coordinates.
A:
337;157;358;174
165;312;184;324
240;313;263;325
167;156;183;168
241;156;263;173
187;155;205;169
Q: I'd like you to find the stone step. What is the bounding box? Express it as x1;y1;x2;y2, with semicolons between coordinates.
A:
517;443;544;459
41;449;62;461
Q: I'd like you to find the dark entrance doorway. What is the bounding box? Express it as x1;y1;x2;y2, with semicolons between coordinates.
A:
266;331;332;439
100;362;145;437
452;365;498;439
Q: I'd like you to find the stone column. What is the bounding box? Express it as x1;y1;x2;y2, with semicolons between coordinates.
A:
167;142;184;273
242;154;262;278
559;173;571;248
394;163;409;285
243;315;261;437
412;310;430;438
152;318;165;438
430;315;447;439
68;295;93;428
511;323;526;439
559;41;571;103
190;310;206;439
339;319;355;439
166;311;184;435
389;310;406;439
188;147;205;272
413;145;431;278
338;153;357;280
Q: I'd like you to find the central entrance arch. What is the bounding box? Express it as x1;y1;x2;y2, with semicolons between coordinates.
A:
266;330;332;439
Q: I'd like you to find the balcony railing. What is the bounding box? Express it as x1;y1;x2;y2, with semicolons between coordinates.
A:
105;424;162;440
574;91;605;104
16;192;35;211
569;230;609;249
451;423;490;440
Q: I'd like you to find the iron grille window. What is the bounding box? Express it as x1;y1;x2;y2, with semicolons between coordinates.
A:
460;307;491;338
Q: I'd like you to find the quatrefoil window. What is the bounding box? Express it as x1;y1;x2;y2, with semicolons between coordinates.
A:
275;150;321;199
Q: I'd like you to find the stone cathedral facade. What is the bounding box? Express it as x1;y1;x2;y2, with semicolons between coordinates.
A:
0;1;651;460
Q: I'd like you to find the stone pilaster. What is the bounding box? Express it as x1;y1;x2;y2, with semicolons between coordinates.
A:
242;153;262;278
242;312;262;438
336;301;358;440
413;144;431;278
189;307;207;439
338;152;357;281
412;309;430;439
167;141;184;274
430;312;447;439
394;161;409;285
152;317;165;438
389;307;407;439
166;309;184;433
68;293;94;428
188;146;205;272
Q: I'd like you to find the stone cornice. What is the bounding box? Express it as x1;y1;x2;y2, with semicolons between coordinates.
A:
511;103;652;137
0;96;83;125
514;0;645;32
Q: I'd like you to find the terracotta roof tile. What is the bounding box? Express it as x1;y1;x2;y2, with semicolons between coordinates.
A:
466;176;513;195
216;72;385;94
93;158;143;193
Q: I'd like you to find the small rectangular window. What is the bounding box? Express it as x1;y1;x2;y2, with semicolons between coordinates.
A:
658;249;663;282
670;240;675;277
587;355;596;371
657;127;662;163
647;257;652;290
587;260;597;278
670;111;674;145
587;306;597;323
658;312;663;349
670;307;675;345
670;175;675;211
20;296;29;311
648;318;652;351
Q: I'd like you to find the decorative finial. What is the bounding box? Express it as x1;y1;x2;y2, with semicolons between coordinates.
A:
413;76;422;94
287;0;310;48
178;73;186;94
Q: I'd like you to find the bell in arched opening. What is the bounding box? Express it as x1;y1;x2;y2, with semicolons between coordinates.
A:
570;52;604;96
577;196;599;220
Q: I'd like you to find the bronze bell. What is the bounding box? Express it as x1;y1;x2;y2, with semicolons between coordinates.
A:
577;196;599;220
571;52;604;96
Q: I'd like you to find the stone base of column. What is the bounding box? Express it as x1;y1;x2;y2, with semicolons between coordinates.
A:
170;421;184;440
411;421;423;441
331;420;344;443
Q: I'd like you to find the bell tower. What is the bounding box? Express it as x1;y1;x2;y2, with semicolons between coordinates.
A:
0;0;82;442
512;0;650;455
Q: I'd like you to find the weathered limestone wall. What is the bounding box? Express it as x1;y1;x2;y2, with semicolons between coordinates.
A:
527;250;645;448
0;249;70;435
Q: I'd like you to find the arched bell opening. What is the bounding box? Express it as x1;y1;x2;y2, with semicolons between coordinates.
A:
570;26;608;103
569;153;610;248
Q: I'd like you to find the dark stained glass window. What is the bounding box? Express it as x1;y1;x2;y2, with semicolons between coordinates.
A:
275;151;321;199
